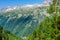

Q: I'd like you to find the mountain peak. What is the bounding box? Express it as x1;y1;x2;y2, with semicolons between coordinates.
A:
0;1;50;12
0;6;20;12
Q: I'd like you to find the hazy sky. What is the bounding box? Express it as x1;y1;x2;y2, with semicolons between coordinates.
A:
0;0;44;9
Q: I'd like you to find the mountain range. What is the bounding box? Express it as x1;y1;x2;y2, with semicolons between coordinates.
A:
0;4;49;37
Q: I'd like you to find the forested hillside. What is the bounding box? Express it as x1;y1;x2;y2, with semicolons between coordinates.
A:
26;0;60;40
0;4;48;37
0;0;60;40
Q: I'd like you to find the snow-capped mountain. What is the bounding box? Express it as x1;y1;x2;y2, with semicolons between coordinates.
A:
0;0;50;12
0;0;50;37
0;6;20;12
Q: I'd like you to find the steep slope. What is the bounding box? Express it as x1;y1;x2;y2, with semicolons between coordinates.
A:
0;5;49;37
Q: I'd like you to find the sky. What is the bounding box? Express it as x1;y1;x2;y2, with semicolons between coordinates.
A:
0;0;44;9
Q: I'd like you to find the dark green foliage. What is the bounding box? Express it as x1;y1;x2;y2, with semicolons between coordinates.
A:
56;34;60;40
0;26;22;40
26;0;60;40
0;26;3;40
26;14;60;40
47;0;60;14
47;4;55;13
